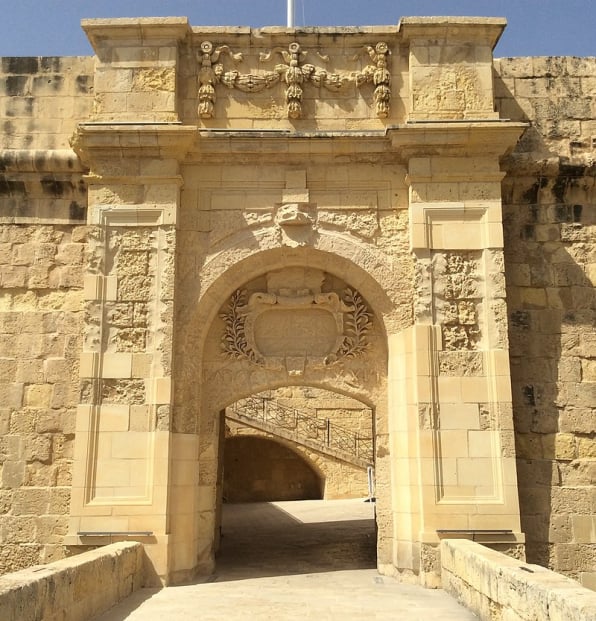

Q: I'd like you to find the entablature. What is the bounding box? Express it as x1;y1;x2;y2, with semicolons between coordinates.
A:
70;120;527;168
80;16;512;130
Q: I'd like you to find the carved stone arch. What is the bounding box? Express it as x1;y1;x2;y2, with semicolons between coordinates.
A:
195;261;389;426
214;377;376;414
173;245;394;433
169;244;394;578
184;237;404;346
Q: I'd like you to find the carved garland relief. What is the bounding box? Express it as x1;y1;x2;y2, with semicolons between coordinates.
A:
219;268;373;376
197;41;391;120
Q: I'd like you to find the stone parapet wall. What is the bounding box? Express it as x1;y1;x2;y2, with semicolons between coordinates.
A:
497;57;596;587
441;539;596;620
0;541;144;621
495;56;595;161
0;150;88;225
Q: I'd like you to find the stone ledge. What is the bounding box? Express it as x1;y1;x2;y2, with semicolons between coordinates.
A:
0;149;86;173
441;538;596;620
0;541;144;621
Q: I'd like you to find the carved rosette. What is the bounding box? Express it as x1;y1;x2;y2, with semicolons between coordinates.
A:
219;270;373;374
197;40;391;120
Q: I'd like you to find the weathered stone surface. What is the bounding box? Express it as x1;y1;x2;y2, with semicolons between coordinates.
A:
441;538;596;621
0;541;143;621
0;15;592;595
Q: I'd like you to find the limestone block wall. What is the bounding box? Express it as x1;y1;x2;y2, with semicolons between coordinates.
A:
0;56;94;150
0;56;93;577
223;435;323;502
0;222;87;574
496;56;596;588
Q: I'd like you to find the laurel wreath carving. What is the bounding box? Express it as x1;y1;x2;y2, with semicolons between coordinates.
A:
220;287;372;366
334;288;373;360
220;289;261;364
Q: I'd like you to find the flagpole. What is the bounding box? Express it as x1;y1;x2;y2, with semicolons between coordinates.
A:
287;0;294;27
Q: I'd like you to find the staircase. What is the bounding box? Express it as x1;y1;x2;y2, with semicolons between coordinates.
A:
227;396;374;469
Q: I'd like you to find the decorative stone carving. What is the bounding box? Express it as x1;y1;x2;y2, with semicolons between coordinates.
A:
197;41;243;119
219;268;373;373
412;65;491;117
275;202;316;247
219;289;261;364
275;202;313;226
433;252;482;351
268;42;309;119
329;288;374;363
354;42;391;118
197;40;391;119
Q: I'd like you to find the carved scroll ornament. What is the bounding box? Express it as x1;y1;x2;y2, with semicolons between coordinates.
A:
220;285;373;371
198;40;391;120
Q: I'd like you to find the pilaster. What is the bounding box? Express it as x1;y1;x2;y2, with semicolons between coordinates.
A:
389;120;527;584
67;124;195;584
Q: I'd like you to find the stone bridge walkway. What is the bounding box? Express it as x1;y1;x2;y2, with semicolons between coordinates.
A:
94;499;478;620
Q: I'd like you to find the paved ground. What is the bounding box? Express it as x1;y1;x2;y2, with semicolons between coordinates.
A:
95;499;477;620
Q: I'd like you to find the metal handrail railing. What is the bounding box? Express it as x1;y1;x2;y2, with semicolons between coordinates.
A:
229;396;374;464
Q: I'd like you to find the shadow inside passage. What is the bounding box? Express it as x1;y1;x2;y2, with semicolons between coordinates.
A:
213;501;377;582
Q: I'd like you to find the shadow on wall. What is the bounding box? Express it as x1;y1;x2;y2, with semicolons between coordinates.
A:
501;128;595;577
223;436;323;502
496;58;596;583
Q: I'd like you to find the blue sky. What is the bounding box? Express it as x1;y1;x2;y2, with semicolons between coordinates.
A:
0;0;593;58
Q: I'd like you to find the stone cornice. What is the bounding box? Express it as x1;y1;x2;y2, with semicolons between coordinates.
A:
190;121;527;161
82;17;190;57
68;120;527;165
398;16;507;49
387;121;528;160
70;123;196;164
0;149;87;173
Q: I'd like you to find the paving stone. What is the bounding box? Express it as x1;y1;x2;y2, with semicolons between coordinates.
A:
94;500;477;621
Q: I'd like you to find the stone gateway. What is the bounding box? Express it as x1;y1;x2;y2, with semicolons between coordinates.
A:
0;16;594;590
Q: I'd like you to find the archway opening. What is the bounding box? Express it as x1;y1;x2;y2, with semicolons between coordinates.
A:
183;258;393;579
215;386;377;578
